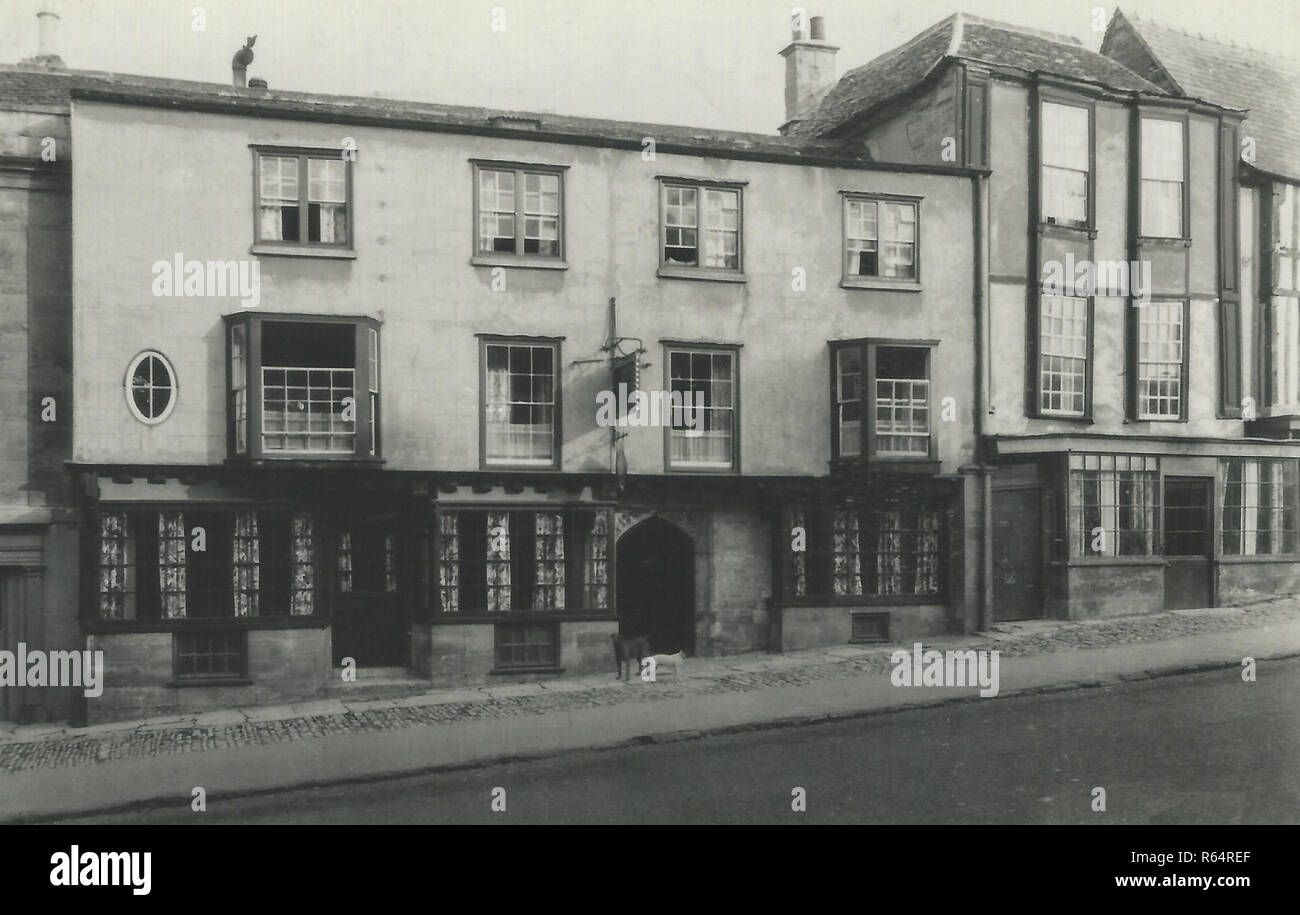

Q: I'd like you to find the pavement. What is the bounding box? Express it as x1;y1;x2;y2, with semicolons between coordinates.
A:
3;598;1300;822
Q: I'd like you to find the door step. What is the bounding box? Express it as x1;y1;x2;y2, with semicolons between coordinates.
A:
321;667;430;701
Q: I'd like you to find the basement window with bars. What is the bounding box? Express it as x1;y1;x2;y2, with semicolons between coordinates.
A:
1220;458;1300;556
787;500;948;602
226;314;381;461
1068;454;1159;557
94;508;318;621
433;508;611;615
174;631;247;681
494;622;559;671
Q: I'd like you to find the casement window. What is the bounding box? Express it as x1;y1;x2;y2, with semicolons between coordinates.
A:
482;339;559;467
1274;182;1300;292
1220;459;1299;556
433;508;611;614
1135;300;1188;420
224;314;381;461
1140;117;1186;238
1040;101;1090;227
787;501;948;601
254;148;351;248
1038;294;1089;416
174;632;247;680
94;509;318;620
666;346;737;470
124;351;177;425
473;162;564;261
1068;454;1159;557
843;195;918;281
660;180;742;273
832;341;933;461
337;526;398;593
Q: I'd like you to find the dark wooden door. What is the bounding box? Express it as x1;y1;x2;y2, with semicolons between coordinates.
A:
1163;477;1213;610
616;518;695;655
993;488;1044;621
332;523;407;667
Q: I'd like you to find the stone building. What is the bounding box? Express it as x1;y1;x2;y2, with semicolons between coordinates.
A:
1;13;984;722
788;11;1296;623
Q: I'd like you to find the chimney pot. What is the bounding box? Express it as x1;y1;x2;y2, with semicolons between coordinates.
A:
809;16;825;41
248;77;268;89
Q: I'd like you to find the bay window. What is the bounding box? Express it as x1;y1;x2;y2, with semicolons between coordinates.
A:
225;314;381;461
831;340;934;462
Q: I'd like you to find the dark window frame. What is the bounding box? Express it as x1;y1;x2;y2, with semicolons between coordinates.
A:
656;176;746;282
828;338;938;465
1037;93;1096;232
173;630;249;682
250;145;355;253
839;192;922;289
477;335;563;471
223;312;382;463
1136;110;1191;242
662;342;741;474
492;620;561;672
470;159;569;267
1128;298;1192;423
1031;292;1095;421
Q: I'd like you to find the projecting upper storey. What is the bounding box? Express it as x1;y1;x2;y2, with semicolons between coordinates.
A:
6;63;982;479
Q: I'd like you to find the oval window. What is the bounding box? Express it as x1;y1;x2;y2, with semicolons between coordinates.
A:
125;351;177;424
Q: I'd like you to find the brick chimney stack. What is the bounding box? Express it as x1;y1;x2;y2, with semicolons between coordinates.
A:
779;14;837;134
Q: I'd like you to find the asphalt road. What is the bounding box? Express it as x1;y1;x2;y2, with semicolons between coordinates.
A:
61;658;1300;824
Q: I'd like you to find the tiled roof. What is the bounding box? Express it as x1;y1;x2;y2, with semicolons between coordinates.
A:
791;12;1169;138
0;63;895;169
1102;10;1300;180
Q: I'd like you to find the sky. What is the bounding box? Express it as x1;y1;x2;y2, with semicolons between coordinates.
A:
2;0;1298;133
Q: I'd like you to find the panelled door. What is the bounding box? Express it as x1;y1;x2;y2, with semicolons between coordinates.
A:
1163;476;1214;610
992;488;1044;621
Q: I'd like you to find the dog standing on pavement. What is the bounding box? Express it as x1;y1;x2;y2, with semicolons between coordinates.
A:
611;633;651;681
645;650;688;680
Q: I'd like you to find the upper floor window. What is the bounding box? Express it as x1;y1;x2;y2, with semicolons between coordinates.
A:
832;341;933;461
254;148;351;248
1135;300;1188;420
473;162;565;262
1140;117;1185;238
666;346;737;470
224;314;380;461
125;351;177;425
843;195;918;283
1038;294;1089;417
1041;101;1090;227
482;339;559;468
659;180;742;276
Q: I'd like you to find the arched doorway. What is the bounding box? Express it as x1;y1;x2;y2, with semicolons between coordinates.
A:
617;517;695;655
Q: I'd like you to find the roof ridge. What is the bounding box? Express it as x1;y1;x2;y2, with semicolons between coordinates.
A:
957;13;1084;48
